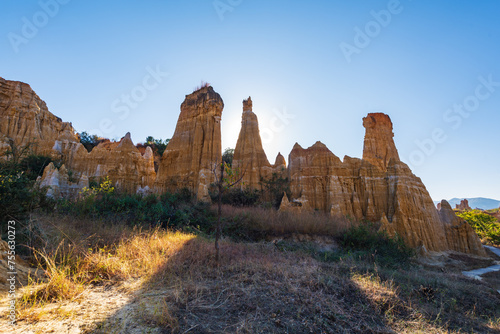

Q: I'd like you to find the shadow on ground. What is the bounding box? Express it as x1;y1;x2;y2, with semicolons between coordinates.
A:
85;237;500;333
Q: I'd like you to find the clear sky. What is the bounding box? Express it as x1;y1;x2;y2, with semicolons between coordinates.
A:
1;0;499;201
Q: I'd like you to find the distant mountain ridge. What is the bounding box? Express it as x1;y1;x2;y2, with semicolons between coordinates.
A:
433;198;500;210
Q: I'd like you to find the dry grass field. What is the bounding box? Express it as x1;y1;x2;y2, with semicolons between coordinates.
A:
1;211;499;333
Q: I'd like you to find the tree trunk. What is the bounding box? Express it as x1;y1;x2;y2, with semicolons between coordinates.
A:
215;162;224;264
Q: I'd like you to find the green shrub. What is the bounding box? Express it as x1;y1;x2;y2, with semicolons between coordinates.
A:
145;136;170;157
57;181;215;234
259;171;290;208
0;161;50;256
210;187;260;207
19;154;55;180
79;131;101;152
457;210;500;246
222;148;234;166
0;162;33;220
338;223;415;268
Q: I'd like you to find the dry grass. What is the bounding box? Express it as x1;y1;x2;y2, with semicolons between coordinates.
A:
219;204;351;239
193;81;210;92
15;214;194;322
6;212;500;333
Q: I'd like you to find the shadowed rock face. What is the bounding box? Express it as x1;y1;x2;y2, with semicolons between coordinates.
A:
438;200;486;255
38;162;89;199
233;97;286;190
155;86;223;201
285;113;485;255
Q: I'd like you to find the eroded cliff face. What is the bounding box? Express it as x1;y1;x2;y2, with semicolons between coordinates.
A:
0;78;155;193
1;77;485;255
362;113;400;170
155;86;223;201
38;162;89;199
456;199;472;211
286;113;485;255
438;200;486;255
67;133;156;193
0;77;79;157
233;97;285;189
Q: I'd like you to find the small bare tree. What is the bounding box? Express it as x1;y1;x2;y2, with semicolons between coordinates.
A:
3;139;36;163
211;160;245;263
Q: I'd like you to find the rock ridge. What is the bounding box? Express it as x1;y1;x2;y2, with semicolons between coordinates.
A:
0;78;486;255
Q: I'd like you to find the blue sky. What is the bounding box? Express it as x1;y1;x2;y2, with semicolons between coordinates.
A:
1;0;499;201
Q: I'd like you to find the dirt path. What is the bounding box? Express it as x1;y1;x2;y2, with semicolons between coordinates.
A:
484;245;500;257
462;246;500;291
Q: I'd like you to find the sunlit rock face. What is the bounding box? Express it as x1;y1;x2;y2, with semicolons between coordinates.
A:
67;133;156;193
286;113;485;255
362;112;400;170
0;77;155;193
455;199;471;211
155;86;223;201
0;77;79;157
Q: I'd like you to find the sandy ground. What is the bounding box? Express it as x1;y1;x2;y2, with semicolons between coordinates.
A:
0;279;144;334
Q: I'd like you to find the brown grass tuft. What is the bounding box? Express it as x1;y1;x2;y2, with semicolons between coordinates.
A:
220;204;351;238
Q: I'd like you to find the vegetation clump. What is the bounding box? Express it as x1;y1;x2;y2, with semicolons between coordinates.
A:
338;223;416;268
78;131;104;152
457;209;500;246
144;136;170;156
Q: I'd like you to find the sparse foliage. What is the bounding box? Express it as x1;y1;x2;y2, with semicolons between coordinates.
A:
339;223;415;268
80;176;115;198
222;147;234;166
457;209;500;246
193;81;210;92
260;170;290;208
212;161;245;263
2;139;35;164
145;136;170;156
78;131;101;152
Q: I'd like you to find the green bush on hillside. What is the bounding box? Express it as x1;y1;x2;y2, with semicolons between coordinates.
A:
457;210;500;246
1;158;55;255
0;162;33;220
339;223;415;268
58;179;215;233
19;154;55;180
209;187;260;207
79;131;101;152
145;136;170;157
259;171;290;209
